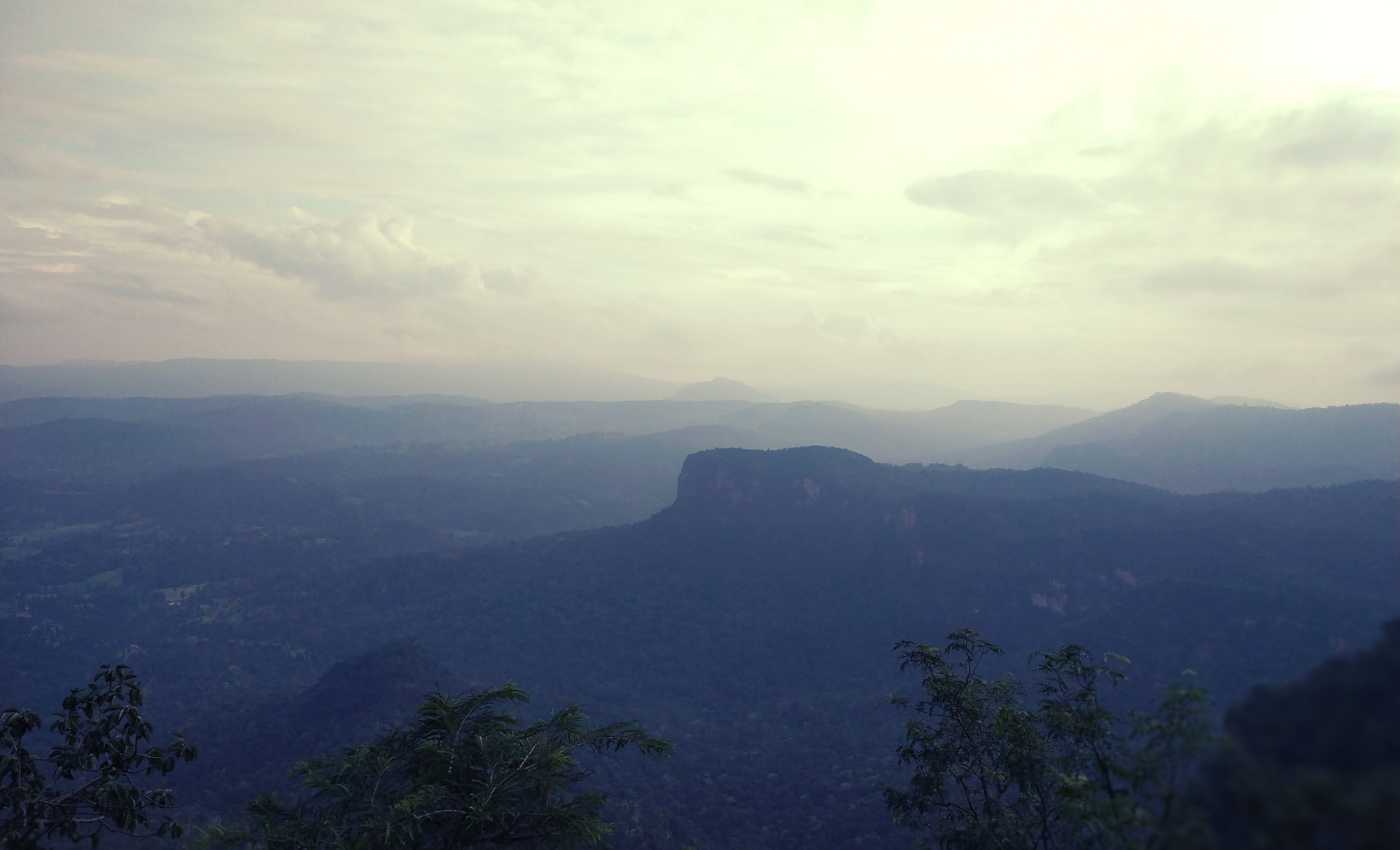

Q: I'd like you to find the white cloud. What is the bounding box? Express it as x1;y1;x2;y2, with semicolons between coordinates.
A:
196;213;475;301
480;266;534;296
726;168;810;195
906;171;1100;219
1268;99;1400;169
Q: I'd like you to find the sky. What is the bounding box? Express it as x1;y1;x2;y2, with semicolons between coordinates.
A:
2;0;1399;408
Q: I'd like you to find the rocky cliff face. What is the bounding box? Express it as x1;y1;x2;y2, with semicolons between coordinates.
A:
672;446;878;515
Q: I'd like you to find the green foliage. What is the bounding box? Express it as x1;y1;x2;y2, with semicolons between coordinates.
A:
0;665;196;849
202;683;669;849
1200;619;1400;848
886;629;1213;850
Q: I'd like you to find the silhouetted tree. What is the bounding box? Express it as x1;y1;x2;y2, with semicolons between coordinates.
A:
1;665;196;849
202;683;669;849
886;629;1212;850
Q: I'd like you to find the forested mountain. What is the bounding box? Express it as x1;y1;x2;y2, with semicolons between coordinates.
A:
965;393;1400;492
4;446;1396;848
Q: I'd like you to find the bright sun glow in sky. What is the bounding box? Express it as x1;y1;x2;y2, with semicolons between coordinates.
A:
2;0;1399;407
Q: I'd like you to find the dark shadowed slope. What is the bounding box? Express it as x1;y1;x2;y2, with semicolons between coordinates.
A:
182;641;453;810
1202;620;1400;846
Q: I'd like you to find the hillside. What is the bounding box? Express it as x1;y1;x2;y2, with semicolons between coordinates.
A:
4;447;1396;848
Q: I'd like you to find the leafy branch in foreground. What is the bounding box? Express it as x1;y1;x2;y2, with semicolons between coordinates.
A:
202;683;669;849
1;665;196;849
886;629;1213;850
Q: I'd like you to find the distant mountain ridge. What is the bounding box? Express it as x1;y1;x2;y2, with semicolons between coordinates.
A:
964;393;1400;492
0;358;678;403
3;388;1394;494
0;393;1094;484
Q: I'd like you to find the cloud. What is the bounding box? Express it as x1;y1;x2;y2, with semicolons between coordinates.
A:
1372;362;1400;386
0;294;22;327
1138;243;1400;301
0;153;30;180
1143;259;1268;294
197;213;474;301
755;225;831;249
480;267;533;296
820;313;870;340
30;262;81;274
0;218;91;273
1269;100;1400;169
726;168;810;195
905;170;1098;218
88;195;189;226
722;266;791;284
85;273;204;306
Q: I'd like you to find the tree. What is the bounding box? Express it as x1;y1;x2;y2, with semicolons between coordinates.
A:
0;664;196;849
1198;619;1400;849
202;683;669;849
885;629;1213;850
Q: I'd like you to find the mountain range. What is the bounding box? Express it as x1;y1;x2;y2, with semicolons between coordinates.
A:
4;445;1397;848
3;389;1395;495
964;391;1400;492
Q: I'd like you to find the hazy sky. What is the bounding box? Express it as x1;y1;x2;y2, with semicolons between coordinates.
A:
3;0;1399;407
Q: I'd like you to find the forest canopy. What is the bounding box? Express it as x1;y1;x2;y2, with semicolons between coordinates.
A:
8;623;1400;849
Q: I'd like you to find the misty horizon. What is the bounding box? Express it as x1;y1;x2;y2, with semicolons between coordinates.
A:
1;355;1394;411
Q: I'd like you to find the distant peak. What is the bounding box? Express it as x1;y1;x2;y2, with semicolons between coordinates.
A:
1209;395;1290;409
1130;392;1294;412
671;377;771;402
1138;391;1212;406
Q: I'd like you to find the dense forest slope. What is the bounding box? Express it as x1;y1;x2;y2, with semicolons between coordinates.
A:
1201;620;1400;846
4;447;1396;848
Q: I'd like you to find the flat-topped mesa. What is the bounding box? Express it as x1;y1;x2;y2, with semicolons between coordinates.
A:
672;446;879;514
669;446;1165;523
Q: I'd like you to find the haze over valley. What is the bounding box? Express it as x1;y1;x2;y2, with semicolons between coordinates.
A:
4;2;1400;848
